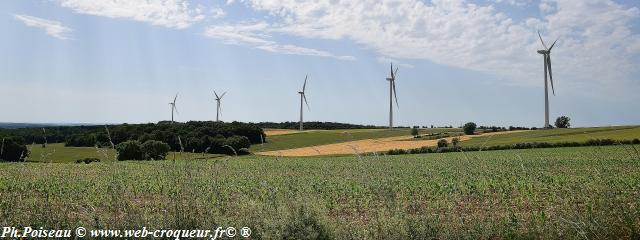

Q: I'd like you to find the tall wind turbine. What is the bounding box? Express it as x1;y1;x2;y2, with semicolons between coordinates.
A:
298;75;309;131
169;93;178;123
386;63;399;129
537;31;558;128
213;91;227;122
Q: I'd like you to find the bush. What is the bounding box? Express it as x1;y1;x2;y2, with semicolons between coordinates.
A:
463;122;477;135
75;158;100;164
141;140;170;160
411;128;419;137
633;139;640;144
0;137;29;162
555;116;571;128
116;140;144;161
451;137;460;147
224;136;251;155
437;139;448;148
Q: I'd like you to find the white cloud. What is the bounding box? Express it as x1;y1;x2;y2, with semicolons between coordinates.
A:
377;56;414;68
58;0;205;29
210;7;226;19
13;14;72;40
229;0;640;94
204;22;355;60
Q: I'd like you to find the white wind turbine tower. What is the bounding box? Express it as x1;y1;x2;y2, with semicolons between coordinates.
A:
537;31;559;128
298;75;310;131
386;63;399;129
213;91;227;122
169;93;178;123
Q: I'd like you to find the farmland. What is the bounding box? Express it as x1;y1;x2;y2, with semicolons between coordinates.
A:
257;128;460;152
1;146;639;239
26;143;222;163
461;125;640;147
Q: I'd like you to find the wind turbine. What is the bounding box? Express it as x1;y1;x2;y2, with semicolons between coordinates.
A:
169;93;178;123
537;31;558;128
298;75;309;131
386;63;399;129
213;91;227;122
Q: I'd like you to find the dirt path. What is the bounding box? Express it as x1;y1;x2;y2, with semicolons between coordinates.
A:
257;131;527;157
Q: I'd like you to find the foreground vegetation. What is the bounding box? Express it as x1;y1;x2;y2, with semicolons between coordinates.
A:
1;146;638;239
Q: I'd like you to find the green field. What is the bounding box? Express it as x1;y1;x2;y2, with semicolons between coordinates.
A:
1;146;639;239
26;143;222;163
257;128;460;152
462;126;640;147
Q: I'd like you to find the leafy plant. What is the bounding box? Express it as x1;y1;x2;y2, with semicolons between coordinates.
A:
463;122;477;135
555;116;571;128
141;140;170;160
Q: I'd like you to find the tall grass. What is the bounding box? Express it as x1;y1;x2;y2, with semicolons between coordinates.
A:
0;146;638;239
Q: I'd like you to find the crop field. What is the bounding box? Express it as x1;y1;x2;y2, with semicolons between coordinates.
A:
1;145;639;239
26;143;222;163
461;125;640;147
256;128;460;152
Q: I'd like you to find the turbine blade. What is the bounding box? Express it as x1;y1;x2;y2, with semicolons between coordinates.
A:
538;31;548;50
174;105;179;115
548;38;558;51
547;55;555;96
394;67;399;79
173;93;178;103
214;91;219;99
390;63;394;79
392;81;399;108
303;75;307;92
303;94;310;110
220;91;227;99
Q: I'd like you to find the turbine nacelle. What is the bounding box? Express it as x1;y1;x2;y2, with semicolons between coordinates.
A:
537;50;549;54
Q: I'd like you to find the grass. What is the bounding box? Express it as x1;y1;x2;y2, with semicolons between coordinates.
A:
462;125;640;147
1;145;639;239
257;128;460;152
26;143;222;163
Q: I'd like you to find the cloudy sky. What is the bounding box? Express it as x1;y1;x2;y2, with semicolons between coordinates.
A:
1;0;639;127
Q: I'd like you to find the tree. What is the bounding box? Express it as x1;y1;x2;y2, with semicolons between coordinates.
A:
451;137;460;147
555;116;571;128
411;128;419;138
116;140;144;161
437;139;448;148
141;140;170;160
0;137;29;162
224;136;251;155
463;122;477;135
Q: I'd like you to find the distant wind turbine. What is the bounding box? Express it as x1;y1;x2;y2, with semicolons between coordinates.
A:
214;90;227;122
169;93;178;123
298;75;310;131
537;31;559;128
386;63;399;129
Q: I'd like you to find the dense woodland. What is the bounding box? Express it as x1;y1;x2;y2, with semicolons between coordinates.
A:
0;121;265;154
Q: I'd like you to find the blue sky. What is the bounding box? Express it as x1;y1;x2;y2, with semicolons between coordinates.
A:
1;0;639;127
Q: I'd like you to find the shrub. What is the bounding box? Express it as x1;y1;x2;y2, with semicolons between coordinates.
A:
437;139;448;148
0;137;29;162
451;137;460;147
75;158;100;164
555;116;571;128
141;140;170;160
224;136;251;154
116;140;144;161
411;128;419;137
632;139;640;144
463;122;477;135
